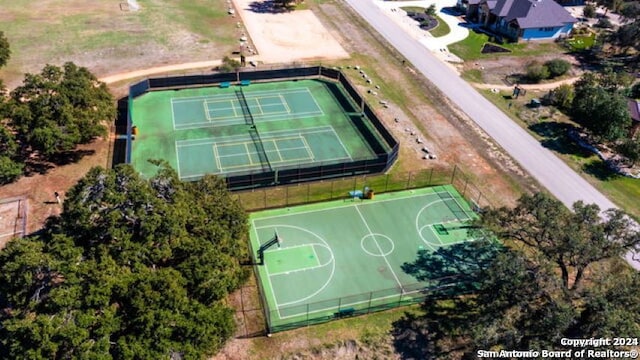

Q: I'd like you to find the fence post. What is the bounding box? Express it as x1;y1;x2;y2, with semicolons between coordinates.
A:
367;292;373;314
463;179;469;197
450;164;457;184
406;171;412;189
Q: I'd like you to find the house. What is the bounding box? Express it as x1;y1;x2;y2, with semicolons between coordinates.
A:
628;99;640;138
459;0;577;41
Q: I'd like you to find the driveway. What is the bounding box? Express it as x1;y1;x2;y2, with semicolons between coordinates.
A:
374;0;468;62
343;0;640;269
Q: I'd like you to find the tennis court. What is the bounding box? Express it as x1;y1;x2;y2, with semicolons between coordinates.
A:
130;79;386;182
249;185;480;332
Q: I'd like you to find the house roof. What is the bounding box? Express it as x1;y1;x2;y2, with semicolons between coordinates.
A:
484;0;577;28
628;99;640;122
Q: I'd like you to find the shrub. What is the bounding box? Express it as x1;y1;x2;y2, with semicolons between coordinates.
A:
545;59;571;78
426;4;437;16
550;84;575;110
583;4;596;18
526;61;550;82
595;18;613;28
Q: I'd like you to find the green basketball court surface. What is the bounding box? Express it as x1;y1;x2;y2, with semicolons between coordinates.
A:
130;80;385;181
249;185;480;332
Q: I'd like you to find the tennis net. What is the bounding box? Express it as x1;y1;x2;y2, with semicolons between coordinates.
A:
236;89;272;171
236;89;253;125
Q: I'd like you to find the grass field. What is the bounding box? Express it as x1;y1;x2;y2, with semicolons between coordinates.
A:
249;186;478;331
0;0;240;87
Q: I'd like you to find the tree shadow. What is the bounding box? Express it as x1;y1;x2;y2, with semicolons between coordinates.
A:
247;0;291;13
583;160;619;181
402;238;501;297
391;312;436;359
390;239;502;359
529;122;592;157
48;149;96;166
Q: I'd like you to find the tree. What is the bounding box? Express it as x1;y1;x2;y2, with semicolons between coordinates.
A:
7;62;115;158
481;193;640;292
583;3;597;18
426;4;437;16
618;137;640;165
596;0;624;16
572;72;632;141
544;58;571;78
0;126;24;184
398;194;640;357
0;164;249;359
525;61;550;82
0;31;10;68
273;0;300;10
219;56;242;73
549;83;574;110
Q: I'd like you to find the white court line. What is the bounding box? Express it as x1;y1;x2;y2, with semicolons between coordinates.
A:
253;97;265;116
330;127;353;161
302;87;325;116
255;224;336;310
354;205;404;292
169;88;314;103
171;98;178;130
272;139;284;162
212;143;223;171
252;219;284;320
254;191;452;221
175;126;335;147
267;245;325;276
172;109;324;130
450;195;473;222
279;94;291;113
175;140;183;179
203;100;212;121
299;135;315;160
244;142;255;165
277;287;426;320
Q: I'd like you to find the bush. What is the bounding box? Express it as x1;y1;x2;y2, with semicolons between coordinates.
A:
595;18;613;28
550;84;575;110
545;59;571;78
526;61;550;82
583;4;596;18
426;4;437;16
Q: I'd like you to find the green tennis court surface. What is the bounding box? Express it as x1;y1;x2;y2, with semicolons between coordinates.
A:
130;80;384;181
249;185;480;332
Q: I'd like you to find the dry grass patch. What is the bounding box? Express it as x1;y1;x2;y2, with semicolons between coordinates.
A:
0;0;242;88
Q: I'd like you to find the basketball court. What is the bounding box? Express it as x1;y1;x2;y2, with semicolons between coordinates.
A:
249;185;482;331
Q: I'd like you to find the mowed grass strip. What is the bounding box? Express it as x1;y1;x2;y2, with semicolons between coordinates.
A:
0;0;240;86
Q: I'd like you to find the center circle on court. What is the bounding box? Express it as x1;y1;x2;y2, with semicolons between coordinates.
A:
361;233;395;257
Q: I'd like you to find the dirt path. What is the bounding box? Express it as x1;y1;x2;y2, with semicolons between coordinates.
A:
99;59;234;84
470;76;579;91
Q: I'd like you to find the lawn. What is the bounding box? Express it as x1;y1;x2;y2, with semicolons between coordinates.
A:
0;0;240;87
449;30;565;61
565;32;596;51
430;14;452;38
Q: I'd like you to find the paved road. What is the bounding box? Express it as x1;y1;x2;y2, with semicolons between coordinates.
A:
343;0;640;269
